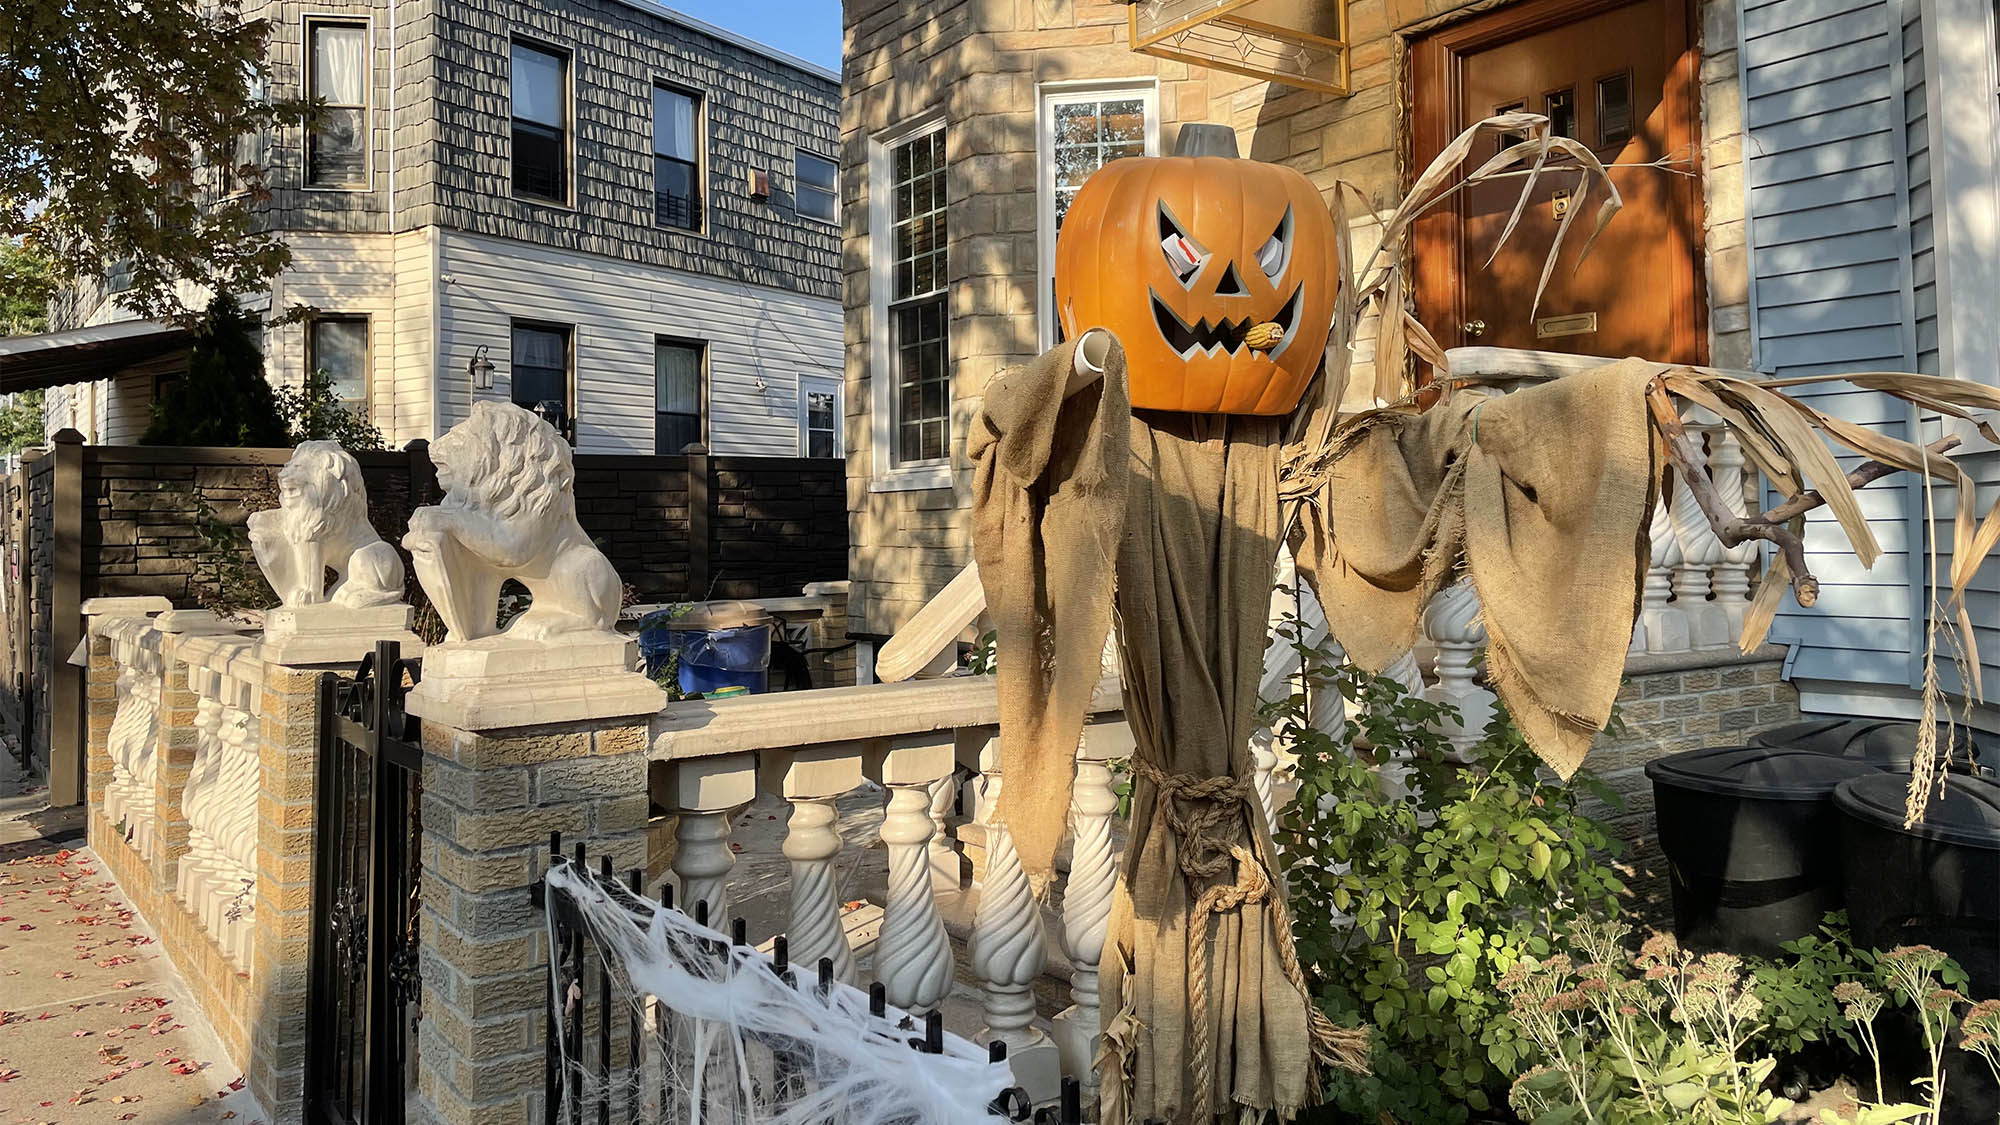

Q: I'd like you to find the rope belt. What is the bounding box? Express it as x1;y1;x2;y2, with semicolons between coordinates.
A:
1127;758;1370;1121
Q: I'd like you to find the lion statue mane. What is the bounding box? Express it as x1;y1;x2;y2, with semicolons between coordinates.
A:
403;401;621;643
248;440;404;609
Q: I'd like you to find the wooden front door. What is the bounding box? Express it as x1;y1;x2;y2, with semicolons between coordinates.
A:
1411;0;1706;365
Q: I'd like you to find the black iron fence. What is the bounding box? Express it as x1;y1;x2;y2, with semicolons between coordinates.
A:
531;835;1104;1125
307;641;425;1125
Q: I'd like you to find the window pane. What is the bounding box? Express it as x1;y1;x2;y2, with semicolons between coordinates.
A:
797;151;836;192
511;44;564;128
806;389;835;429
514;121;565;201
655;342;700;413
310;319;368;405
309;106;366;186
655;155;700;228
1597;73;1633;150
311;24;367;105
808;429;833;459
797;151;838;223
891;295;948;466
654;86;698;161
656;412;699;455
1544;87;1576;139
511;324;569;411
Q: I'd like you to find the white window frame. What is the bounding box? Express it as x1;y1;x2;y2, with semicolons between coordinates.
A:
1035;80;1160;350
868;111;951;492
798;374;843;458
301;16;373;192
794;147;840;226
1917;0;2000;443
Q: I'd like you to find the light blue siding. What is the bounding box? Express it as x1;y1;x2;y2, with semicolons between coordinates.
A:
1739;0;1923;692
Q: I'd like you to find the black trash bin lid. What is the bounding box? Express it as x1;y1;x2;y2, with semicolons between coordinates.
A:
1753;719;1988;771
1833;772;2000;850
1645;745;1887;801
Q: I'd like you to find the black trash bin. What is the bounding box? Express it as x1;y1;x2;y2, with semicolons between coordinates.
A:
1833;771;2000;999
1646;746;1887;958
1753;718;1988;774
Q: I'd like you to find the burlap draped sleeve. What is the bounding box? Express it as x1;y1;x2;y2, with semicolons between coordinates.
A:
1296;358;1666;778
967;333;1131;879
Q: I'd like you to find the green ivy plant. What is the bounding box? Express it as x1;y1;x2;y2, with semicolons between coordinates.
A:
1276;638;1626;1123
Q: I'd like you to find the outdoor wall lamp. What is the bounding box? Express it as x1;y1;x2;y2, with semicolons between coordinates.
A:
468;345;495;391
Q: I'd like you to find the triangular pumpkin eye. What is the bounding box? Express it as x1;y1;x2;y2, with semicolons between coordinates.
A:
1158;202;1206;286
1256;207;1294;280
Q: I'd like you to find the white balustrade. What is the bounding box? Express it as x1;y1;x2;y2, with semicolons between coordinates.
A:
964;729;1058;1098
663;752;757;926
1052;720;1132;1093
1633;492;1692;655
872;735;955;1012
105;642;164;855
1708;429;1758;639
172;635;262;974
1422;581;1495;757
762;744;864;985
1670;434;1733;650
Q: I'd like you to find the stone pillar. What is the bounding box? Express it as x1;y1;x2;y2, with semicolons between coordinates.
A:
415;717;652;1125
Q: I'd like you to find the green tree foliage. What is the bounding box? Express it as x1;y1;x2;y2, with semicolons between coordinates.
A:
142;295;287;447
0;0;301;322
0;243;53;335
0;390;43;453
273;371;383;450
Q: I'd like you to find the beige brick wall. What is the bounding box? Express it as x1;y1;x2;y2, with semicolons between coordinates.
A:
840;0;1752;637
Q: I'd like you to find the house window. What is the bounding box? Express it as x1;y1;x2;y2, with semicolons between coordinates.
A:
306;316;369;411
795;150;837;224
510;322;572;439
799;375;840;458
655;337;703;454
888;126;948;467
306;21;368;187
511;42;568;203
654;85;701;229
1037;85;1158;346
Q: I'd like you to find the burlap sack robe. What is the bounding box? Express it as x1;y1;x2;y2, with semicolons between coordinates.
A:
972;337;1350;1124
973;345;1667;1124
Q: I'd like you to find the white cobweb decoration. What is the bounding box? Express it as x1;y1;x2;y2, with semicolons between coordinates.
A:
543;860;1020;1124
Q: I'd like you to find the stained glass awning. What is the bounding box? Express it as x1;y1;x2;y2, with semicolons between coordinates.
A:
1127;0;1351;96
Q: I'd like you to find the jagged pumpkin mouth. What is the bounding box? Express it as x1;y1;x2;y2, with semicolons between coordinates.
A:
1150;285;1301;361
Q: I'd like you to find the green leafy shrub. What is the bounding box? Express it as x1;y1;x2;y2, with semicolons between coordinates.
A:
274;370;384;450
1276;645;1626;1123
142;294;289;448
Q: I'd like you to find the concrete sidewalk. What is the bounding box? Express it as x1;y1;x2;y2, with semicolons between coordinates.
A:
0;751;265;1124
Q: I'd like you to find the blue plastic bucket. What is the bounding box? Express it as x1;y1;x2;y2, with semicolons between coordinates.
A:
665;620;773;696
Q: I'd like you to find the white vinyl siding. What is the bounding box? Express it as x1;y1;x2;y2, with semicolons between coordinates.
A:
433;230;841;457
265;232;399;439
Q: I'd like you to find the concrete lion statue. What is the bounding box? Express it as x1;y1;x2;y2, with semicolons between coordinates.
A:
403;401;621;643
248;440;404;608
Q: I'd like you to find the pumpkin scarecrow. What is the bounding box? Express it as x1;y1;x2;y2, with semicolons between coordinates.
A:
956;121;2000;1125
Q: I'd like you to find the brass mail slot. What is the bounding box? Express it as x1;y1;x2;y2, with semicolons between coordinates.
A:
1536;312;1598;339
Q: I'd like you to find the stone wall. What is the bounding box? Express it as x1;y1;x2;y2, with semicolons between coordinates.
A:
26;451;51;770
1587;650;1800;924
708;458;848;600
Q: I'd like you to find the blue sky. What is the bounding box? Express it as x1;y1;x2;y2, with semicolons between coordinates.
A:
665;1;843;71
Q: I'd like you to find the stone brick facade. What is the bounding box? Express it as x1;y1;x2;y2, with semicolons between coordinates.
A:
838;0;1752;637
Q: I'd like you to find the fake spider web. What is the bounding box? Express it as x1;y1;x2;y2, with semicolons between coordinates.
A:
543;860;1018;1125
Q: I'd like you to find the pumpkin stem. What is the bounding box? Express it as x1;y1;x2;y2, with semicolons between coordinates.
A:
1244;322;1284;351
1173;123;1241;159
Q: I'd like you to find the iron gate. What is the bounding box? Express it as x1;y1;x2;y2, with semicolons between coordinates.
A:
307;641;424;1125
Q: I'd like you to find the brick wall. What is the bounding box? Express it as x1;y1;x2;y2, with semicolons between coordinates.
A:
1585;651;1801;925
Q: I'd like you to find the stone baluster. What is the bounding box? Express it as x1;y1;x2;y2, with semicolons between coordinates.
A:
1422;581;1496;758
663;752;757;927
209;695;262;969
1709;429;1758;639
964;729;1058;1099
928;769;962;892
1669;419;1732;650
871;734;955;1012
1053;720;1133;1092
1374;649;1426;801
763;744;863;985
1633;492;1691;654
176;683;227;914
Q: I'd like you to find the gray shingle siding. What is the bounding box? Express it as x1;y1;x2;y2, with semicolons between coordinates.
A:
250;0;839;300
410;0;840;300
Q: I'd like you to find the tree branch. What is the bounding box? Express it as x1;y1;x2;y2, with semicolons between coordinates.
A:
1643;382;1961;610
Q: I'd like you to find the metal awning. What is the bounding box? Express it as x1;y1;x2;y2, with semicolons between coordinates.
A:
0;319;192;395
1128;0;1351;96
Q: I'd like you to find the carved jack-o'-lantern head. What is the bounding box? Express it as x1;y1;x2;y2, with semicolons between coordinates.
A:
1055;125;1337;415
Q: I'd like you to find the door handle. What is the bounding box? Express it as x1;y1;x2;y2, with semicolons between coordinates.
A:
1462;319;1487;338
